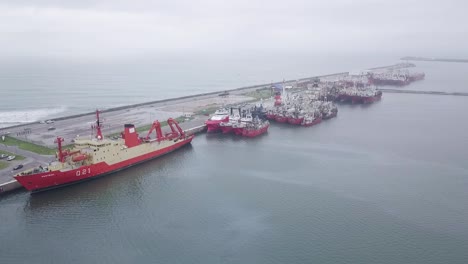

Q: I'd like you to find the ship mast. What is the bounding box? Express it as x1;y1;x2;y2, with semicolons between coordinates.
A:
95;109;103;140
282;79;288;102
55;136;65;163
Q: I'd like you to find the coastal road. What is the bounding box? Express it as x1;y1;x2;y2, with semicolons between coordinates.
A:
0;144;53;185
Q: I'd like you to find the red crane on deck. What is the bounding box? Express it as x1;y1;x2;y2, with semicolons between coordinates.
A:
145;118;185;142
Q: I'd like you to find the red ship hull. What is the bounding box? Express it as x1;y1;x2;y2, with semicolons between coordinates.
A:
15;136;194;192
287;117;304;125
220;125;233;134
362;92;382;104
266;113;276;120
338;93;382;104
302;117;322;127
205;119;226;133
232;127;243;135
241;124;269;137
274;116;288;123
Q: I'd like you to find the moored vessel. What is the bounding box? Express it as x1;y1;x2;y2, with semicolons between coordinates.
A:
14;110;194;192
205;108;229;133
337;85;382;104
302;113;322;127
274;114;288;123
219;108;241;134
319;101;338;120
241;119;270;137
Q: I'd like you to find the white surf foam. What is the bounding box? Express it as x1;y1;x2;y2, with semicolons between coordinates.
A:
0;106;68;128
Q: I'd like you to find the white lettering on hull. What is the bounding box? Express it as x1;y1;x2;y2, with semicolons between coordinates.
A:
76;168;91;176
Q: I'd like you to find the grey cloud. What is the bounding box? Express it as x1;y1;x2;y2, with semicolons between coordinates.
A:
0;0;467;58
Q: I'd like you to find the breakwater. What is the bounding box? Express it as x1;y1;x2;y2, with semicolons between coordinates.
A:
401;56;468;63
378;88;468;97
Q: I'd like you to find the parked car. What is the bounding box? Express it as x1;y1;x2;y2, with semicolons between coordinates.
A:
45;120;54;124
6;155;16;161
13;164;23;170
0;154;7;159
48;127;56;131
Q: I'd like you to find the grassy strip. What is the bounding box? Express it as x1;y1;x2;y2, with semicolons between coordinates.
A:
2;136;56;155
0;150;25;160
244;88;273;100
0;161;8;170
194;106;221;116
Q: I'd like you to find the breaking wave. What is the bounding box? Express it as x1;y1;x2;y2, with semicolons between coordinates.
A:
0;107;68;128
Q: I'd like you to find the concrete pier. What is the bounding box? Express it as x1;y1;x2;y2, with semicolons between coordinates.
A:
0;180;21;195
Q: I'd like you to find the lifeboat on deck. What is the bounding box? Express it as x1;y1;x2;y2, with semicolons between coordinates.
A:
72;154;88;162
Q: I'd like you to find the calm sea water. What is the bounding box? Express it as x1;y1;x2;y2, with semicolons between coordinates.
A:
1;55;468;263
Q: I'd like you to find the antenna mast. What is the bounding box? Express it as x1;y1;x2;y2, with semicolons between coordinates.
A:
95;109;103;140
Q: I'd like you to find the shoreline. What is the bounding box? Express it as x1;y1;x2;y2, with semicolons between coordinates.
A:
2;63;412;131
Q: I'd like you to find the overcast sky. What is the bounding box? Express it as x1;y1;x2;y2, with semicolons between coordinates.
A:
1;0;467;58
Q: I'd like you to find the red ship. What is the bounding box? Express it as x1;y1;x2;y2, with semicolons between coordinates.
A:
266;110;277;120
219;122;234;134
241;120;270;137
231;113;253;135
357;91;382;104
369;71;425;86
274;114;288;123
287;116;304;125
219;108;241;134
302;114;322;127
338;86;382;104
205;108;229;133
14;110;194;192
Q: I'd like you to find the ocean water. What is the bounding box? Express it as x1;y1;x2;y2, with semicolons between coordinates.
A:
0;55;468;263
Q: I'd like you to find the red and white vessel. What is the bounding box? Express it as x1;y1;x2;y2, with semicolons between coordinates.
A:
242;119;270;137
369;70;425;86
274;113;288;123
232;113;253;135
302;113;322;127
338;86;382;104
219;108;241;134
273;91;282;106
286;108;305;125
14;110;194;192
266;110;277;120
205;108;229;133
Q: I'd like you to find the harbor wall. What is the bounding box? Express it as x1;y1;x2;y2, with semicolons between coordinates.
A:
378;89;468;96
185;125;207;136
0;180;22;194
